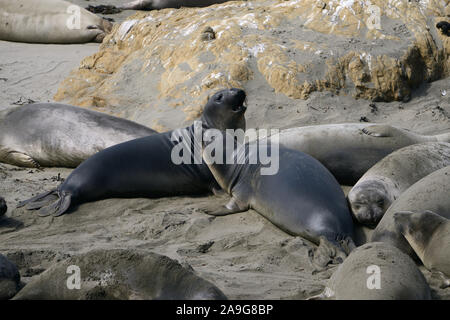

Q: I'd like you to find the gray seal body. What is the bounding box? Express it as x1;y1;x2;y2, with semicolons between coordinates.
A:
0;0;112;43
17;88;247;217
118;0;230;10
348;142;450;227
272;124;450;185
0;103;156;168
371;166;450;256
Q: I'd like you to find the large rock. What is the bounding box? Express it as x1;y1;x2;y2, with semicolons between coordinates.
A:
55;0;449;130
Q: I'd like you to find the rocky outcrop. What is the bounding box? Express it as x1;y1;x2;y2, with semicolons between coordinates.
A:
55;0;449;130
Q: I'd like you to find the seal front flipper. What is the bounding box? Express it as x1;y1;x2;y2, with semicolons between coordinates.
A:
0;148;40;168
362;124;395;137
204;197;249;216
309;236;355;271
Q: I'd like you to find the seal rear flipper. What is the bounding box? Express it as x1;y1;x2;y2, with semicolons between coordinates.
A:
17;189;56;208
37;193;71;217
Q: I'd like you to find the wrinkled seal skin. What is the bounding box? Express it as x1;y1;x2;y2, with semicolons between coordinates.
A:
118;0;230;10
311;242;431;300
371;166;450;257
395;211;450;278
0;197;6;217
17;88;247;217
0;103;156;168
348;142;450;227
0;253;21;300
201;116;355;261
271;124;450;185
12;249;227;300
0;0;112;44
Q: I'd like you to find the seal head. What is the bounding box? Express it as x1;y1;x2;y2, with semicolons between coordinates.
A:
348;180;391;227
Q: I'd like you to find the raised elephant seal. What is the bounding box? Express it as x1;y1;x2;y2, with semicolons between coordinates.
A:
17;88;246;217
310;242;431;300
89;0;230;12
0;103;156;168
0;253;21;300
394;211;450;277
348;142;450;227
13;249;226;300
371;166;450;256
0;197;6;217
270;124;450;185
200;123;355;263
0;0;112;44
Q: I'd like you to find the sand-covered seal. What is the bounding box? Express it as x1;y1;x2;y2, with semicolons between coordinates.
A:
394;211;450;277
371;166;450;256
348;142;450;227
89;0;230;12
0;197;6;217
311;242;431;300
270;124;450;185
0;0;112;43
12;249;226;300
0;103;156;168
18;88;246;217
200;120;355;264
0;253;21;300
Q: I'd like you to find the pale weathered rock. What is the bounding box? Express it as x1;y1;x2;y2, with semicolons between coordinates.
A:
54;0;450;130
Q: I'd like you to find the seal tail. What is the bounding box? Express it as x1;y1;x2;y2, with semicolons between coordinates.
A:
17;189;71;217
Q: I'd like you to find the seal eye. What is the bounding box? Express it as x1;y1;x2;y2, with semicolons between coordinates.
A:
215;93;223;102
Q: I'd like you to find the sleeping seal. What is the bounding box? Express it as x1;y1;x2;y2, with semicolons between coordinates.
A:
17;88;246;217
394;211;450;278
371;166;450;257
12;249;226;300
0;103;156;168
270;124;450;185
348;142;450;227
89;0;230;11
0;0;112;43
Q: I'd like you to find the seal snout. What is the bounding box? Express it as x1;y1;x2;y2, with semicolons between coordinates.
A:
228;88;247;113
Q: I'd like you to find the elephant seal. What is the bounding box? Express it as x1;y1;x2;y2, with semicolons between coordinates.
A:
371;166;450;256
310;242;431;300
394;211;450;277
200;122;355;264
13;249;226;300
90;0;230;12
0;0;112;44
17;88;246;217
0;103;156;168
0;197;6;217
0;253;21;300
270;124;450;185
348;142;450;227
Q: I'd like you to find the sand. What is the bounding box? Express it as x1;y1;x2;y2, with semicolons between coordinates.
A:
0;0;449;300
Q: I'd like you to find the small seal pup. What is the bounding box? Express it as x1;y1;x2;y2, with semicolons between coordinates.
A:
12;249;226;300
0;0;112;44
0;103;156;168
348;142;450;227
0;197;6;217
309;242;431;300
270;124;450;185
394;211;450;278
371;166;450;256
200;120;355;262
17;88;247;217
0;253;21;300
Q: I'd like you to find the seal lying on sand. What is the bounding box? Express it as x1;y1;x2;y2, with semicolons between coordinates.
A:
0;103;156;168
371;166;450;256
270;124;450;185
200;120;355;263
0;0;112;43
310;242;431;300
348;142;450;227
18;88;246;217
0;197;6;217
12;249;226;300
394;211;450;278
0;253;21;300
89;0;230;12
